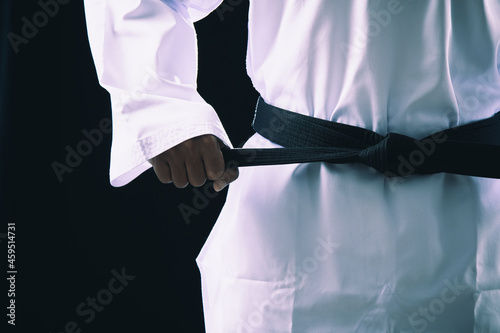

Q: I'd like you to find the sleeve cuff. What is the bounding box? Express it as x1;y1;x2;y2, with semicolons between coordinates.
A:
108;95;232;187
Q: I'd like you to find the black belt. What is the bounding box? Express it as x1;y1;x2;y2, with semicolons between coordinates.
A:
222;97;500;178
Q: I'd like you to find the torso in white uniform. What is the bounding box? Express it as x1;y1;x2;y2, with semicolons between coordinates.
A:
198;1;500;332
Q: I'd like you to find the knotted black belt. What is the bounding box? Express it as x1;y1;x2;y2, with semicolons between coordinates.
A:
222;97;500;178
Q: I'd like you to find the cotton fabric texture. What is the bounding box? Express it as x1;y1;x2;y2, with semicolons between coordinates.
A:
84;0;500;332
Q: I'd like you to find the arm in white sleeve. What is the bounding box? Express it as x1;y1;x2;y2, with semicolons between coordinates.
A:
83;0;229;187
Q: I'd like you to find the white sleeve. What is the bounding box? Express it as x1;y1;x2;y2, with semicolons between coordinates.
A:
83;0;229;187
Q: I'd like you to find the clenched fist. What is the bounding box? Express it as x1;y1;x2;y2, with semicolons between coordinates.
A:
148;134;239;192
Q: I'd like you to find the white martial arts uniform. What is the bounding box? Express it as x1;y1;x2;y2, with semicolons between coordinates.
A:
84;0;500;331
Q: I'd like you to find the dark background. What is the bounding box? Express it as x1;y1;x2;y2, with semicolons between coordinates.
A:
1;0;257;332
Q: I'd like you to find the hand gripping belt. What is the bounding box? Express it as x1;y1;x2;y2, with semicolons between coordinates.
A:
221;97;500;178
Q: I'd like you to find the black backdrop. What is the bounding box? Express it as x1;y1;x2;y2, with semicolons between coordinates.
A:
2;1;258;332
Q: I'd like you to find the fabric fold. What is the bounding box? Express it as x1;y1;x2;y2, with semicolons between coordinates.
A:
83;0;231;186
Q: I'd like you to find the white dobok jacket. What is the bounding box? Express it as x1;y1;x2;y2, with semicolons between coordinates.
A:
84;0;500;332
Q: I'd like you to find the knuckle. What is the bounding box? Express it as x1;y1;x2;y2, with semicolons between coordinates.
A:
206;168;224;180
227;168;239;179
172;171;188;188
150;156;166;168
202;137;220;153
174;181;189;189
166;155;186;172
187;170;207;188
200;134;216;145
191;178;207;188
165;149;182;162
159;177;172;184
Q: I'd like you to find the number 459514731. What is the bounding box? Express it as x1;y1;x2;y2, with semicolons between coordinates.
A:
7;223;16;270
